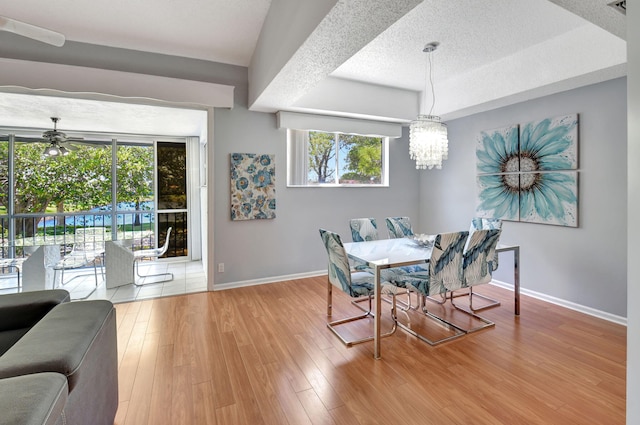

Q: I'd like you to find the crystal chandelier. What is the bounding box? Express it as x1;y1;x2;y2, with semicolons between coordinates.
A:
409;42;448;170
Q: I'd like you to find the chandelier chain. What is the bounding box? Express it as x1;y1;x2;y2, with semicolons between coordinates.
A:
427;50;435;116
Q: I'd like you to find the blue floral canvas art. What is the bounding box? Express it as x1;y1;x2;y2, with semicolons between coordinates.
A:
476;114;579;227
519;171;578;226
230;153;276;221
520;114;578;171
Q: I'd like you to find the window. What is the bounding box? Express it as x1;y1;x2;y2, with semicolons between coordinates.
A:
0;131;197;260
287;129;389;186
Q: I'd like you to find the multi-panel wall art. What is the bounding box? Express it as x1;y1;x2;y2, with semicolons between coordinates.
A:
230;153;276;221
475;114;578;227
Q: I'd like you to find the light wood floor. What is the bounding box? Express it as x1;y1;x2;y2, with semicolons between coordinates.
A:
113;276;626;425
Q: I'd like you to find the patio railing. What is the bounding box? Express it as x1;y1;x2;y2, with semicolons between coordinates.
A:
0;211;157;259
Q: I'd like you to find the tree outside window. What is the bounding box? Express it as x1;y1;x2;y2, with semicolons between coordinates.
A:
307;131;383;185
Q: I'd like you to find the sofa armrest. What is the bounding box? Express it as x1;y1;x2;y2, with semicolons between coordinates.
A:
0;372;68;425
0;290;70;333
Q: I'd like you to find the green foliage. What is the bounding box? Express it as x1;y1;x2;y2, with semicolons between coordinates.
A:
308;132;336;183
341;135;382;183
116;145;154;204
307;132;383;184
0;140;155;237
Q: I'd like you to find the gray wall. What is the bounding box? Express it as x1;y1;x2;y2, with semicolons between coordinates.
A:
627;2;639;423
419;77;627;317
213;103;420;284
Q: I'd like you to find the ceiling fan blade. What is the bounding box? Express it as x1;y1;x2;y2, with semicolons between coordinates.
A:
0;15;65;47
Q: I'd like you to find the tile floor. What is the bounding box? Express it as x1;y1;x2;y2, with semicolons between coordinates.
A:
0;260;207;303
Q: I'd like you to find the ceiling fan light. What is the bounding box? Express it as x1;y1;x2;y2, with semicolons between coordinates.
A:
59;146;69;155
44;143;60;157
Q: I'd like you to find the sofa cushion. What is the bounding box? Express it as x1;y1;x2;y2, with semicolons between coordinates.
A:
0;290;70;356
0;372;68;425
0;299;114;391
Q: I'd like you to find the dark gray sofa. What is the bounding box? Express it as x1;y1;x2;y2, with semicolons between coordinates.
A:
0;290;118;425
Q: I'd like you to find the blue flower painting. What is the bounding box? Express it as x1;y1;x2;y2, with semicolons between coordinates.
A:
476;124;520;175
519;172;577;226
230;153;276;221
520;114;578;171
476;114;579;227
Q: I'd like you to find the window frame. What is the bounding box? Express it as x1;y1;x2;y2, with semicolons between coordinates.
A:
286;129;390;188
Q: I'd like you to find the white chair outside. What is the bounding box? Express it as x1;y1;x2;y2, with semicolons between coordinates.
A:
133;227;174;285
50;227;107;299
0;257;26;290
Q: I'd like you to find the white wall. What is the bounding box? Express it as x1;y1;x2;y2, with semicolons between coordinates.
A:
419;77;627;317
212;103;420;285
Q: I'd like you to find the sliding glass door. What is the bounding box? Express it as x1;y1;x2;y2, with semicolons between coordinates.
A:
0;131;195;260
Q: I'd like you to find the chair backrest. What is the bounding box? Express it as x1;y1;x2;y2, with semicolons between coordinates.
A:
469;217;502;271
157;227;173;257
319;229;354;296
72;227;108;254
424;231;469;296
404;231;468;297
385;217;414;239
349;218;379;242
463;228;501;287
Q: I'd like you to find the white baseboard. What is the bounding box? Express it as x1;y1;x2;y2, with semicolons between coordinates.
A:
213;273;627;327
213;270;326;291
490;279;627;326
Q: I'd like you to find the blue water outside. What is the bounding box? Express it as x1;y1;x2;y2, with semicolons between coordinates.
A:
37;201;154;228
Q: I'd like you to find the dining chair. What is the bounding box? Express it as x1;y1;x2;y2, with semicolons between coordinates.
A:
349;218;379;271
349;218;379;242
133;227;174;285
470;217;502;271
462;217;503;311
385;216;414;239
387;231;469;345
319;228;397;346
451;228;502;332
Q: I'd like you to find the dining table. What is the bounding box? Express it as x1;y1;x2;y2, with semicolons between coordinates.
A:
343;237;520;359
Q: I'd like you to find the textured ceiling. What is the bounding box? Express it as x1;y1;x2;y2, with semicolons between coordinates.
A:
0;0;271;66
0;0;628;135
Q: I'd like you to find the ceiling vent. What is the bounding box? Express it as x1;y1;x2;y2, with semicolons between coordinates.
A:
608;0;626;15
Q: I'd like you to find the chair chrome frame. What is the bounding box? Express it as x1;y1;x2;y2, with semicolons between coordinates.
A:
449;292;495;333
326;269;398;347
447;228;502;333
321;228;397;347
388;289;467;346
0;258;26;290
387;231;470;346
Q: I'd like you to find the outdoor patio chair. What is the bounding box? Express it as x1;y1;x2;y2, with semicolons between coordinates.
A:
133;227;174;285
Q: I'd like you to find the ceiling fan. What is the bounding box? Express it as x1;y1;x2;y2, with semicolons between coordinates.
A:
42;117;84;157
0;15;65;47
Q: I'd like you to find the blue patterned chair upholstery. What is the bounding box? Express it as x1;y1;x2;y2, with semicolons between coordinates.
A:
385;217;414;239
451;228;502;331
349;218;379;271
319;229;397;346
469;217;502;271
349;218;379;242
386;231;469;345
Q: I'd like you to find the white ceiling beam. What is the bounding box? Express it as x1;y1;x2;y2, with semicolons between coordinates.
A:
291;77;418;123
248;0;423;113
547;0;626;40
